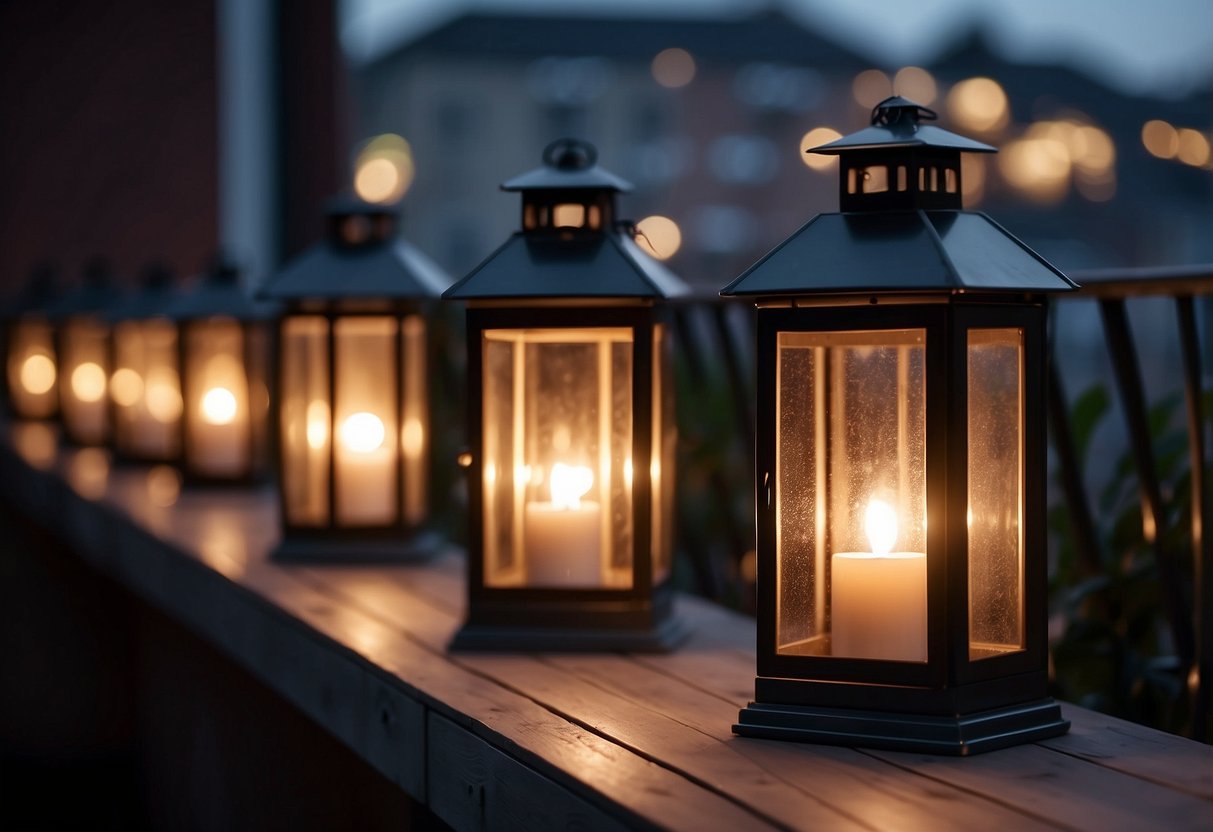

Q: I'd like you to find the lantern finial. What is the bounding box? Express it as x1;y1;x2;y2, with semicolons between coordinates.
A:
543;137;597;172
871;96;937;129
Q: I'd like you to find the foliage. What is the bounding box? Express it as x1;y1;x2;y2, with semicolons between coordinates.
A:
1048;383;1200;738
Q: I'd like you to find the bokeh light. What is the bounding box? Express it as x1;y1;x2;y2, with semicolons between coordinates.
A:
354;133;415;203
71;362;107;403
893;67;937;105
800;127;843;170
1141;120;1179;158
19;353;56;395
634;215;682;261
946;77;1009;133
851;69;892;108
652;48;696;89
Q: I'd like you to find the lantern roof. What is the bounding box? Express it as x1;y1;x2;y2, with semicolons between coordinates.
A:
258;198;452;304
165;257;278;321
44;259;125;321
809;97;997;155
501;138;633;193
106;262;180;322
445;140;687;300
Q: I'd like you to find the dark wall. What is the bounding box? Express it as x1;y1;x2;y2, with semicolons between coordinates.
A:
0;0;220;293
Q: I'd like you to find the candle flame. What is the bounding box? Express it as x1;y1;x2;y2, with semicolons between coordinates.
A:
201;386;238;425
71;362;107;403
339;411;386;454
865;498;898;556
550;463;593;510
19;353;56;395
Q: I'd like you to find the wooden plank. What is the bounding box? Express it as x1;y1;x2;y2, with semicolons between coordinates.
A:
364;670;427;801
870;742;1213;831
428;712;635;832
1044;705;1213;801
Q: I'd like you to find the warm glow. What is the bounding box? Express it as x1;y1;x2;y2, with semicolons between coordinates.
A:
651;48;695;88
19;353;56;395
851;69;891;107
550;463;594;511
961;154;986;204
71;362;107;402
552;203;586;228
864;498;898;556
634;215;682;260
145;370;182;423
893;66;937;105
353;133;415;204
800;127;842;170
306;400;329;449
110;368;144;407
999;136;1071;203
339;411;386;454
1177;128;1211;167
147;465;181;508
947;77;1009;133
1142;119;1179;159
201;387;238;425
402;418;424;458
623;458;634;488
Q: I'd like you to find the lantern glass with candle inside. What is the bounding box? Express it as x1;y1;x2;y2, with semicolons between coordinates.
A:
724;98;1075;754
257;198;452;561
165;260;275;484
3;266;60;421
108;265;183;465
446;139;687;652
45;261;122;447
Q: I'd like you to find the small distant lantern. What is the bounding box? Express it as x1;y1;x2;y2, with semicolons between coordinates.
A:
46;261;120;447
108;264;183;464
258;197;452;561
724;98;1075;753
3;265;60;421
446;139;688;651
165;260;274;484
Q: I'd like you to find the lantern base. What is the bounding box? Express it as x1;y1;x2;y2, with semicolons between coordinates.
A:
449;613;690;653
733;698;1069;756
271;531;444;564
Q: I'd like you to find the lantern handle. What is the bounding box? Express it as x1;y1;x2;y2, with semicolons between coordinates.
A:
542;137;598;171
870;96;937;128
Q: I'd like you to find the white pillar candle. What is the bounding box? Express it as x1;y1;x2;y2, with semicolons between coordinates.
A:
524;463;602;587
193;384;249;476
335;411;394;524
831;498;928;662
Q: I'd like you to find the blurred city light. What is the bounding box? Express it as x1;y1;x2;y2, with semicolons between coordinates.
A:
946;77;1009;133
1142;119;1179;158
652;48;695;89
1176;128;1211;167
799;127;842;170
851;69;892;107
634;215;682;260
354;133;415;203
892;66;937;105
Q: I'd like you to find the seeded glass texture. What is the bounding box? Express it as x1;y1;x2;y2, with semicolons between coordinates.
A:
775;329;926;658
967;328;1025;659
6;318;57;418
482;328;634;589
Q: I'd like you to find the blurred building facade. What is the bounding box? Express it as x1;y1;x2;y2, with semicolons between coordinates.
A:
352;9;1213;287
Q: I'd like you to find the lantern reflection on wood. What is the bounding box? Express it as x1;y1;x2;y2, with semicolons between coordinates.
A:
446;139;688;652
258;198;452;562
46;261;121;447
165;261;274;484
3;266;59;421
108;265;182;464
724;98;1076;754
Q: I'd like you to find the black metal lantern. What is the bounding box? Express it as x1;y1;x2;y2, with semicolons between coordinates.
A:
724;98;1076;754
107;264;183;465
45;261;122;447
446;139;688;652
258;197;452;562
164;260;275;484
3;265;60;421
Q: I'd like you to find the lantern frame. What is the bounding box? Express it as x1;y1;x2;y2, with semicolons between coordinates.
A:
3;266;60;422
106;266;183;466
446;138;688;652
258;198;452;563
45;263;121;448
725;98;1075;754
165;262;275;486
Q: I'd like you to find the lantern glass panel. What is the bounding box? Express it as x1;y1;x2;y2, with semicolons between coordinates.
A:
967;328;1026;659
7;319;57;418
113;320;182;459
401;315;428;524
333;316;398;526
482;327;634;589
61;318;111;444
183;318;252;478
775;329;927;661
652;324;675;583
281;315;330;525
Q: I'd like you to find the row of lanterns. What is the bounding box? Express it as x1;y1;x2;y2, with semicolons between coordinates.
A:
1;100;1074;755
